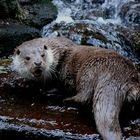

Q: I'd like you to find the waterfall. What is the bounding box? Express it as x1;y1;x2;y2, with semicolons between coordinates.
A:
52;0;74;23
51;0;133;24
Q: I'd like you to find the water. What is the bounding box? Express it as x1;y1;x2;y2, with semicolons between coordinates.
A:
42;0;140;63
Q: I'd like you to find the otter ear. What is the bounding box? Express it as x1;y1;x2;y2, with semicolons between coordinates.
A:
44;45;48;50
15;49;20;55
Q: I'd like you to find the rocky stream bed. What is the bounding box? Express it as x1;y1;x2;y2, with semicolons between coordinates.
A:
0;0;140;139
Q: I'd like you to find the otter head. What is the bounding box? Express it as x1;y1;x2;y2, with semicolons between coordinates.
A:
11;43;54;81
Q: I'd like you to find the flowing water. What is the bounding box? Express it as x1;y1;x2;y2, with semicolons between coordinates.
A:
42;0;140;63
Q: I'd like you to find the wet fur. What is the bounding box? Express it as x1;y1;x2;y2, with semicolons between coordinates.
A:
53;46;140;140
12;38;140;140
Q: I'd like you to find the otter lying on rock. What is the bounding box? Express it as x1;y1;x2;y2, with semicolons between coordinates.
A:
11;37;140;140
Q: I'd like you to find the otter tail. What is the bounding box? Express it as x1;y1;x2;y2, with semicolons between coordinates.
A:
127;84;140;102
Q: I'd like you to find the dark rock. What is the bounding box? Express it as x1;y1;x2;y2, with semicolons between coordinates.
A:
0;0;57;28
0;22;40;57
19;0;38;4
21;1;57;28
0;0;18;19
0;0;57;57
0;0;58;57
91;0;105;4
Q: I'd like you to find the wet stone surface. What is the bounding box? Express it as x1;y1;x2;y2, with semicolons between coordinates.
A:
0;60;140;140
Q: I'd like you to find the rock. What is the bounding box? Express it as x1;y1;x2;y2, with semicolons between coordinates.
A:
115;26;140;59
0;0;57;57
0;0;57;28
119;1;140;29
0;22;40;57
90;0;105;4
20;1;57;28
0;0;18;18
42;21;140;63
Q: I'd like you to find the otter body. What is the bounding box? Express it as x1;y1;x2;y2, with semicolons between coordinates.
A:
12;38;140;140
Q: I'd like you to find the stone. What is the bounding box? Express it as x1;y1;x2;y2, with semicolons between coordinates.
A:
0;0;18;18
0;22;40;57
119;1;140;29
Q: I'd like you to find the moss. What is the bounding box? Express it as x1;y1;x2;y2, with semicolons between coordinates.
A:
0;58;12;66
15;3;27;21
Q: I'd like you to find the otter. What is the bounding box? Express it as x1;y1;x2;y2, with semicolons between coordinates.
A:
11;37;77;80
11;37;140;140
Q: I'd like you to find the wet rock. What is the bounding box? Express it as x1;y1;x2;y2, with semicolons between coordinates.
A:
42;21;140;63
0;22;40;57
0;0;19;19
0;0;58;57
0;0;57;28
119;1;140;29
19;0;58;28
91;0;105;4
115;26;140;60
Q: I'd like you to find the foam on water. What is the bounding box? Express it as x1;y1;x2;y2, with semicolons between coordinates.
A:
96;17;122;24
51;0;136;24
52;0;74;23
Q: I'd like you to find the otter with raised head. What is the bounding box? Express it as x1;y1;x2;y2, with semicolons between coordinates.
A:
11;37;77;80
12;37;140;140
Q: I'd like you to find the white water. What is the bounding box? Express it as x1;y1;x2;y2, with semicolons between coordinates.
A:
51;0;133;24
52;0;74;23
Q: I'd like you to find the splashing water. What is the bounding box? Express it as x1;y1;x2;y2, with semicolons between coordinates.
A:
51;0;133;24
52;0;74;23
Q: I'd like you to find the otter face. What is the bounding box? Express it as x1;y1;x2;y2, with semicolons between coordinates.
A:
11;44;54;80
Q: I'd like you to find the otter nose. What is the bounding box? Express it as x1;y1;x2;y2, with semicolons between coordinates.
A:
34;61;42;67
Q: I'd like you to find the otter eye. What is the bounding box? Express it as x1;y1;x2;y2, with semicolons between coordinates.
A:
44;45;48;50
25;56;30;60
41;54;45;57
16;49;20;55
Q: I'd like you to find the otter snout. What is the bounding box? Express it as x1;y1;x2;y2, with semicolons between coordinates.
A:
34;61;42;67
32;61;43;77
